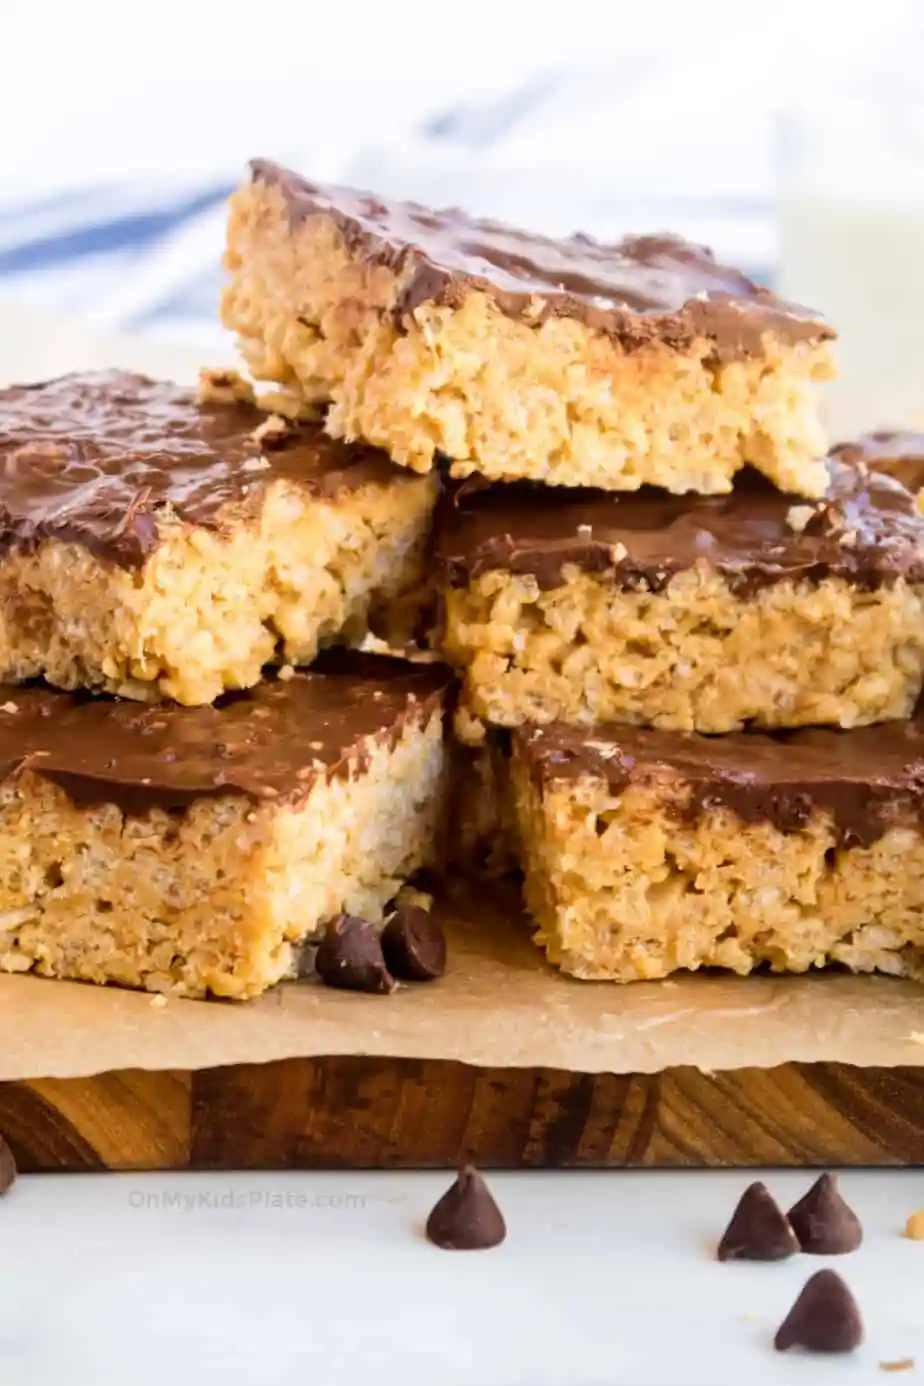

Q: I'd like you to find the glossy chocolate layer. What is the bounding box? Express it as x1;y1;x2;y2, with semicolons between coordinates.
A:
517;714;924;849
436;458;924;594
833;430;924;494
0;370;405;568
0;653;451;815
251;160;831;359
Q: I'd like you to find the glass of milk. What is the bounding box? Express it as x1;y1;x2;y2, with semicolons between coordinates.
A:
778;74;924;442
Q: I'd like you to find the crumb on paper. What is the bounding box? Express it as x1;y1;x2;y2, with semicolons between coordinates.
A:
277;664;295;682
903;1210;924;1240
0;702;18;714
879;1360;915;1373
358;633;400;657
586;739;618;759
251;413;290;447
197;367;255;406
909;1031;924;1044
786;504;816;533
149;994;168;1009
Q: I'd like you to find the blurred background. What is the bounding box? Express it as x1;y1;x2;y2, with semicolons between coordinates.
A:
0;0;921;435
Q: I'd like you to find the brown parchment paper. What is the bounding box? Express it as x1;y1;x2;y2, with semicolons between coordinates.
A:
0;881;922;1081
0;309;921;1082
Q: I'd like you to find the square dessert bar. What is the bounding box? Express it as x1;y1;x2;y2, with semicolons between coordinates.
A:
438;457;924;737
0;369;435;705
510;718;924;983
833;430;924;495
0;653;451;999
223;159;835;498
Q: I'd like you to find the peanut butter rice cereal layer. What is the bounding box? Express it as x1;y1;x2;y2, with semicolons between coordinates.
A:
510;717;924;983
223;159;835;497
0;653;451;999
0;369;435;705
437;458;924;739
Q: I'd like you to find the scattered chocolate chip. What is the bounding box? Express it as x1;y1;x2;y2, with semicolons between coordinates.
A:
381;905;446;982
425;1166;506;1250
774;1269;864;1354
716;1181;799;1261
314;915;395;994
787;1173;863;1255
0;1135;16;1195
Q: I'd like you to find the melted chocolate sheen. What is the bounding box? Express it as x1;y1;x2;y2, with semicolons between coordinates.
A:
0;370;403;567
437;459;924;594
0;653;450;814
251;159;831;358
833;429;924;494
520;716;924;849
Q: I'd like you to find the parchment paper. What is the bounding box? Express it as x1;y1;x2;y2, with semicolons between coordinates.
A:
0;304;921;1082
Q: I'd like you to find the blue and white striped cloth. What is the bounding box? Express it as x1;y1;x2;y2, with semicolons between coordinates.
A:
0;63;788;352
1;0;919;354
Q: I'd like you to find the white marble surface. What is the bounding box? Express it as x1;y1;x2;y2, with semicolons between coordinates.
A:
1;1168;921;1384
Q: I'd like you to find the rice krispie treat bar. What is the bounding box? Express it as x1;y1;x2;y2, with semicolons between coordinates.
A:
438;458;924;738
833;429;924;494
510;717;924;983
223;159;835;497
0;653;451;999
0;369;435;705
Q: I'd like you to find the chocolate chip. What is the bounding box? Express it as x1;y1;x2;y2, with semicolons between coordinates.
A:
425;1166;506;1250
787;1173;862;1255
774;1270;864;1354
381;905;446;982
717;1181;799;1261
314;916;395;994
0;1135;17;1195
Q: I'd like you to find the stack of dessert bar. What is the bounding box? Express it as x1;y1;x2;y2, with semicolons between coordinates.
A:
223;161;924;987
0;371;453;998
2;158;924;1004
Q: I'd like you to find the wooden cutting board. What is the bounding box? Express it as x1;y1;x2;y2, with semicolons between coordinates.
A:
1;880;922;1172
1;1058;923;1172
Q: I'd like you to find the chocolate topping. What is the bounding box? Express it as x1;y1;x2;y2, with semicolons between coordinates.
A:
787;1174;863;1256
251;159;831;359
0;652;451;815
381;903;446;982
0;1135;16;1195
717;1182;799;1262
0;370;406;568
517;712;924;850
437;458;924;595
425;1166;507;1251
314;915;395;994
833;429;924;494
774;1270;864;1354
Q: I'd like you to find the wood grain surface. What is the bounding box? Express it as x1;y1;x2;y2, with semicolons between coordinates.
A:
0;1060;922;1172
